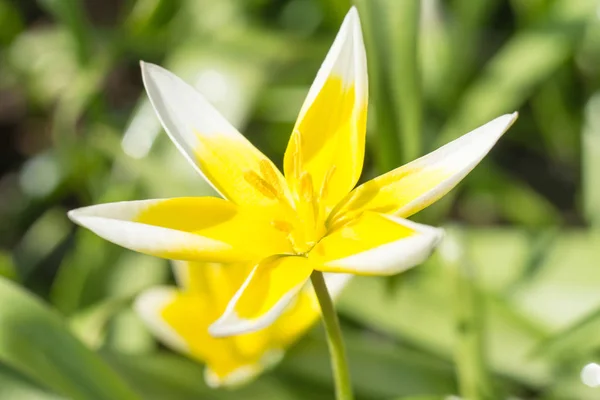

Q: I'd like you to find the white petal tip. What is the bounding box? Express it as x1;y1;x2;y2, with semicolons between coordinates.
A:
208;316;250;338
506;111;519;125
582;363;600;387
134;287;189;353
204;365;261;388
347;6;359;20
204;349;284;388
140;61;163;79
67;208;94;227
67;209;78;223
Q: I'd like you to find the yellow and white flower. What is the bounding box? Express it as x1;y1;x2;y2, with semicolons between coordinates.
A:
135;260;350;387
69;7;517;338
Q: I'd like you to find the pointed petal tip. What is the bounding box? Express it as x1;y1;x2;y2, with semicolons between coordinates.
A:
346;5;362;32
347;5;359;19
208;318;246;338
493;111;519;134
66;209;77;222
204;363;266;389
140;61;162;80
67;207;88;226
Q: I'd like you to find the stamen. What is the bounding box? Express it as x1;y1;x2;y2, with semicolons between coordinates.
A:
319;165;337;199
299;171;320;226
243;170;278;199
299;172;314;203
259;160;284;198
290;130;303;181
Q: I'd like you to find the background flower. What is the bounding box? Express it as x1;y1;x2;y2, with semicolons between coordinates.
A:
135;260;351;387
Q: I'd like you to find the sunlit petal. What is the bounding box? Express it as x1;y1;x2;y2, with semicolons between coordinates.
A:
311;212;443;275
209;256;314;337
283;7;368;211
68;197;292;263
141;62;291;208
329;113;518;223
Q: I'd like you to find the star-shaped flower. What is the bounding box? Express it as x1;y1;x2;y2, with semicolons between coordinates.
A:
69;7;517;337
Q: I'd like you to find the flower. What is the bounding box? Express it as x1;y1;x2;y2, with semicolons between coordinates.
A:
68;7;517;337
135;260;350;387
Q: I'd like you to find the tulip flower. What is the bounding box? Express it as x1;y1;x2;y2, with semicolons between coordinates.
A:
135;260;350;387
68;6;517;399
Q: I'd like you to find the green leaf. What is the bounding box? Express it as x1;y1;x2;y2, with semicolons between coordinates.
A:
0;363;64;400
103;351;304;400
337;255;551;388
440;0;596;143
0;277;141;400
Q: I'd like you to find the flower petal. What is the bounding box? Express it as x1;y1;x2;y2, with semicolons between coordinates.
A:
134;286;272;388
68;197;292;263
311;212;443;275
141;62;291;208
209;256;314;337
272;272;352;347
283;7;368;210
329;113;518;223
134;287;190;353
172;260;275;360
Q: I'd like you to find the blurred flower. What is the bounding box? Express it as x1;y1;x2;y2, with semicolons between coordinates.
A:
135;260;350;387
69;7;517;337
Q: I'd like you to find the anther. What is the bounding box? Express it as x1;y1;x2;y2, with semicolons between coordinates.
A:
259;160;284;198
243;171;278;199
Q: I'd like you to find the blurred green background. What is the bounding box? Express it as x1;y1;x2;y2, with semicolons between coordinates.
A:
2;0;600;399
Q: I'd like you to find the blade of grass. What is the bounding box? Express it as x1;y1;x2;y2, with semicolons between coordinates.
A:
36;0;92;66
583;92;600;227
386;0;422;163
440;0;596;143
353;0;402;173
0;277;141;400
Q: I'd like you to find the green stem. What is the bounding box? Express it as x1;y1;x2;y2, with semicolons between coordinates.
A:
310;270;354;400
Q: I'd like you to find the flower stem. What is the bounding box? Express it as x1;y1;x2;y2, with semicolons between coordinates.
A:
310;270;354;400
